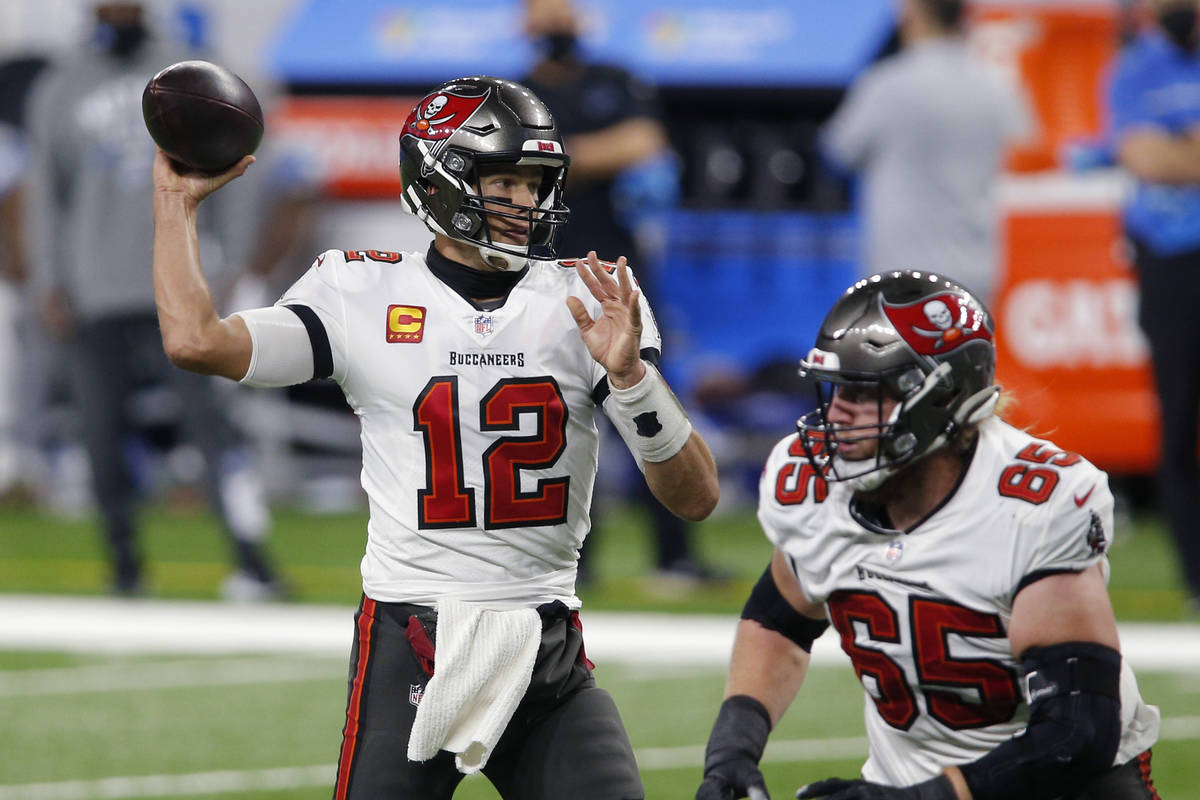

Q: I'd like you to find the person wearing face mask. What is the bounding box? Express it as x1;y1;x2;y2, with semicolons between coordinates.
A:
24;2;284;599
1108;0;1200;614
520;0;725;590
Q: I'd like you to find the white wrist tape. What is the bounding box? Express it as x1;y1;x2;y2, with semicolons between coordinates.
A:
609;363;692;463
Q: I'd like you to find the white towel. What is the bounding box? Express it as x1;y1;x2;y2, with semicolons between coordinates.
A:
406;598;542;774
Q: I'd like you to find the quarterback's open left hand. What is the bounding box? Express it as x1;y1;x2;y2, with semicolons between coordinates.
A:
796;775;955;800
566;251;645;388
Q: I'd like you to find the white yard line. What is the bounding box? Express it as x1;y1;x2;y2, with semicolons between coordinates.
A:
0;766;334;800
2;594;1198;669
2;721;1197;800
0;656;345;697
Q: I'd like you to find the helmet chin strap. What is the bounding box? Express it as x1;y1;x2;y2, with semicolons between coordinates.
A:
839;458;897;492
414;202;530;272
479;245;529;272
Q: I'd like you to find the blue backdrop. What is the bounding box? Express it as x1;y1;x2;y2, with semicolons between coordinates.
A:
270;0;894;87
654;211;857;394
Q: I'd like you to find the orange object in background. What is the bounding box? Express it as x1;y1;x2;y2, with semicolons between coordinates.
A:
970;3;1160;474
994;177;1159;474
269;96;416;199
970;2;1120;172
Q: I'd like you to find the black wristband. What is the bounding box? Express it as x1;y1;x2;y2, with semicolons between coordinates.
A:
704;694;772;771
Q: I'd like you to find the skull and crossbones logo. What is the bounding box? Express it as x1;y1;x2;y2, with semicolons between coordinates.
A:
414;94;458;133
912;299;965;349
423;95;447;119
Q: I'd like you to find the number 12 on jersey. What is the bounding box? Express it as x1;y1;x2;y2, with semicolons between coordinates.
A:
414;376;570;530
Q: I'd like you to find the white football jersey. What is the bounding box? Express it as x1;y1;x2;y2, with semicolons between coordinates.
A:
757;417;1160;786
274;248;661;608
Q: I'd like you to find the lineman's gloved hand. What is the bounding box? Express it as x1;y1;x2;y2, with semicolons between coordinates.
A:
796;775;956;800
695;695;773;800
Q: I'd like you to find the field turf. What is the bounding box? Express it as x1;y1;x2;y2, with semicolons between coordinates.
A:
0;503;1197;798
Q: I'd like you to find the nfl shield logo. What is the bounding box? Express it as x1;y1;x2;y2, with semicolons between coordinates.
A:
885;538;904;564
473;314;494;337
409;684;424;707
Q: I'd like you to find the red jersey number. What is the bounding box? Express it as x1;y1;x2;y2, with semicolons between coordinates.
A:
774;437;828;505
827;591;1020;731
997;443;1081;505
415;376;570;529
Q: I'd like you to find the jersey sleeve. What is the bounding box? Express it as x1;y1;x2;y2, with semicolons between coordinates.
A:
1015;463;1114;591
271;249;350;383
755;433;832;603
757;434;817;548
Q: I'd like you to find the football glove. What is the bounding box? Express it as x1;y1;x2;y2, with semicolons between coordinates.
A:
695;695;773;800
796;775;956;800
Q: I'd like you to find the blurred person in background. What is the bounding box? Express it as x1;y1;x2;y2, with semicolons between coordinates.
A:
0;121;28;500
150;73;718;798
0;54;51;504
1108;0;1200;612
820;0;1032;305
25;1;282;598
521;0;722;587
695;271;1160;800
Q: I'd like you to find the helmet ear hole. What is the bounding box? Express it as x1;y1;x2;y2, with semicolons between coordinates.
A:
891;431;918;457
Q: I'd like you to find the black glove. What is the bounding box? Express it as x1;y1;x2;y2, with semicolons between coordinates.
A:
695;695;773;800
795;775;956;800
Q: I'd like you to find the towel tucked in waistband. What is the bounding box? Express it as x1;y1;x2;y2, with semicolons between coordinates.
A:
406;597;542;774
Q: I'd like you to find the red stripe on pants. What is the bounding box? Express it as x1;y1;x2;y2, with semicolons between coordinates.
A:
334;596;377;800
1136;749;1161;800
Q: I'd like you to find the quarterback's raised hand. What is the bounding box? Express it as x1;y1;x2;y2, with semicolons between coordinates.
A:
566;251;646;388
795;775;956;800
152;148;253;206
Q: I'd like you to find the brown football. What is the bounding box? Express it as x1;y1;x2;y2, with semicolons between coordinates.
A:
142;60;264;173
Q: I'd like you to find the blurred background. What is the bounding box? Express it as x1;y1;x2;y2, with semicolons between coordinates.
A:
1;1;1198;799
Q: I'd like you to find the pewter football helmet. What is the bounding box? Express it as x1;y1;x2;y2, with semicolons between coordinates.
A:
797;271;1000;490
400;75;570;271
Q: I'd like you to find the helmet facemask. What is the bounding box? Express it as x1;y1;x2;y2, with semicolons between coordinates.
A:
407;147;570;271
798;354;1000;492
798;362;949;491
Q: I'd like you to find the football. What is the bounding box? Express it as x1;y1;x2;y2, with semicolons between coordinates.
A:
142;60;264;173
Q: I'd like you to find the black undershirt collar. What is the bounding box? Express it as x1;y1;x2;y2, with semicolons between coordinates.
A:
425;244;527;311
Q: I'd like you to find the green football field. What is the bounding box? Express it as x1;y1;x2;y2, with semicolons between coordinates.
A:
0;503;1197;798
0;651;1196;799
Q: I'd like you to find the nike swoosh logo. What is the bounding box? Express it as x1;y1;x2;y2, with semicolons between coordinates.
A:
1074;485;1095;507
317;254;326;267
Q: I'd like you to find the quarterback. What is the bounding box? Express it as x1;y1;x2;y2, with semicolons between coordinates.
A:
695;272;1160;800
151;75;718;799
